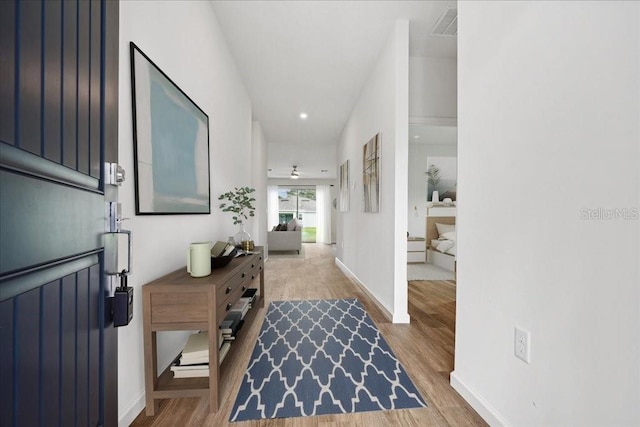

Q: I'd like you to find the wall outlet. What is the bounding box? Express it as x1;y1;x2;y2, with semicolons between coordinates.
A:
514;326;531;363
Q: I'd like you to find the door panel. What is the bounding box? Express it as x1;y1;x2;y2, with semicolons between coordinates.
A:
43;0;63;164
0;168;103;275
0;0;15;145
0;1;120;426
0;299;14;427
16;0;42;156
62;0;78;169
0;265;102;426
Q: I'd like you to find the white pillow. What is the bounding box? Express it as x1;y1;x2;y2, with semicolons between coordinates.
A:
287;218;298;231
435;239;455;253
435;222;455;237
440;231;456;241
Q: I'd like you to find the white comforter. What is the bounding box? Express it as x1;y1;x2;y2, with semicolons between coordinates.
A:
433;231;456;256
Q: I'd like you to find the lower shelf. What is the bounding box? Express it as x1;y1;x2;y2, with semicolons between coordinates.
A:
153;295;264;398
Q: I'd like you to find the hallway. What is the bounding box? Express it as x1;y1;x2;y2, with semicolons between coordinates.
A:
131;244;485;426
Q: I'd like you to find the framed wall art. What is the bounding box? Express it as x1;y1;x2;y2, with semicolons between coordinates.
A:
130;42;210;214
362;133;380;213
339;160;350;212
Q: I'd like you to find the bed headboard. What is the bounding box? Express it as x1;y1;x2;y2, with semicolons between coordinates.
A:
426;216;456;246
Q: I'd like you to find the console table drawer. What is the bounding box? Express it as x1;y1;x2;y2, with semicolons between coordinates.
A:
216;270;244;305
250;260;263;280
150;291;209;324
216;280;249;325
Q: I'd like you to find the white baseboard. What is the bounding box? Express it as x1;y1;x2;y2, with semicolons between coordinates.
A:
450;371;509;427
334;258;393;322
119;390;145;427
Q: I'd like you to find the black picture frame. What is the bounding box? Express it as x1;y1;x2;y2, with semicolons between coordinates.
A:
130;42;211;215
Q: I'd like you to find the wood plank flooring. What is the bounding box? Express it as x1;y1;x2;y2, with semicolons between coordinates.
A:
130;244;486;426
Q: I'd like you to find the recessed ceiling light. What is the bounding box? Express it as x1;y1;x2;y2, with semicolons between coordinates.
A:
321;169;328;173
413;135;420;139
299;112;308;119
268;168;272;171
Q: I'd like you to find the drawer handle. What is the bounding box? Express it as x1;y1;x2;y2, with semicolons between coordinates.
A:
242;272;246;278
259;256;262;260
226;303;232;311
242;286;247;291
251;263;255;268
226;286;232;294
251;275;255;280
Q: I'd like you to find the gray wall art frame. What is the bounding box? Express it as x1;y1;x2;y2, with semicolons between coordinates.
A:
130;42;211;215
339;160;350;212
362;133;380;213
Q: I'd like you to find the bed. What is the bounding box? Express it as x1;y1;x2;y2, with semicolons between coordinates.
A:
426;216;456;272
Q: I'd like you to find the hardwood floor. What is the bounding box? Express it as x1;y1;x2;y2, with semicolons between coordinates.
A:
130;244;486;426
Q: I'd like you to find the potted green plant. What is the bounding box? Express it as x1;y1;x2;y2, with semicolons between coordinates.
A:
218;186;256;244
426;164;441;202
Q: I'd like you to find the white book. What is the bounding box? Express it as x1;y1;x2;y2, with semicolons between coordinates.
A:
171;363;208;371
180;355;209;366
218;342;231;365
182;331;209;359
172;368;209;378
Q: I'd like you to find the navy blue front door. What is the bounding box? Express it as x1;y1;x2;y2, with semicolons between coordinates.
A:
0;1;119;425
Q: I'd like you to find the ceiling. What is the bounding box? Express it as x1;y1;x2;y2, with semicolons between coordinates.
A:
211;1;457;179
409;124;457;146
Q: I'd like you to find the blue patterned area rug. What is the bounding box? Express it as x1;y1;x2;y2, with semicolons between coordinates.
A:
229;298;426;422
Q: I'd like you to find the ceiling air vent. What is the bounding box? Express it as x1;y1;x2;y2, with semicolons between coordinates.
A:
432;8;457;37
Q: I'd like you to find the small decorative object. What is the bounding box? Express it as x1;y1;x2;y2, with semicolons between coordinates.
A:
426;164;441;203
242;240;255;252
218;187;256;245
187;241;212;277
443;197;453;205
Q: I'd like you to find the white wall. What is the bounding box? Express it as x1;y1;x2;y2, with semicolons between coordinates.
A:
453;2;639;426
251;121;268;248
117;2;256;425
336;20;409;323
409;56;457;119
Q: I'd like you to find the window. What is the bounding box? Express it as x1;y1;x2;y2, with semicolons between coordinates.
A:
278;186;316;243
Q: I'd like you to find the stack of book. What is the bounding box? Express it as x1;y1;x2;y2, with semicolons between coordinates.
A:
219;288;258;343
170;331;231;378
242;288;258;307
219;312;243;343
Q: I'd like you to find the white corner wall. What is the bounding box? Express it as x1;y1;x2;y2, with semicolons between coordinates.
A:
336;20;409;323
453;2;639;426
251;121;268;248
117;2;256;425
409;56;457;119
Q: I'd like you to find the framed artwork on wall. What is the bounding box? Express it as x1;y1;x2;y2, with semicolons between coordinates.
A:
362;133;380;213
130;42;211;215
339;160;350;212
426;156;457;202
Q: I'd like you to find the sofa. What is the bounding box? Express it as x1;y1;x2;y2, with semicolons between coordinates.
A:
268;219;303;254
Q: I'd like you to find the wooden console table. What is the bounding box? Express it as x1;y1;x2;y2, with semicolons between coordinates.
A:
142;248;264;415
